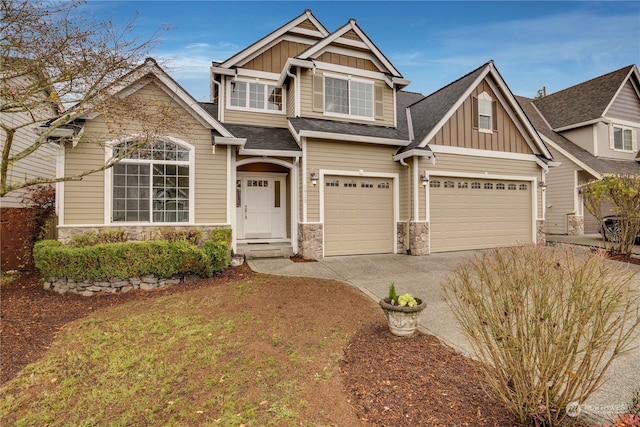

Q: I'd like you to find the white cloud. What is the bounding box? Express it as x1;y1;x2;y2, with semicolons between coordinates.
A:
186;42;211;49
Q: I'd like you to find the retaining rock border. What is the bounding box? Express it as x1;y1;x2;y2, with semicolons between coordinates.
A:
43;274;202;296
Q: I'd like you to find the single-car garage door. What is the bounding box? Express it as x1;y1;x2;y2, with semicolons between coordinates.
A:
430;177;532;252
324;176;394;256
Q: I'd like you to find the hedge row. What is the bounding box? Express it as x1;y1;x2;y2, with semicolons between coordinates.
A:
34;229;231;281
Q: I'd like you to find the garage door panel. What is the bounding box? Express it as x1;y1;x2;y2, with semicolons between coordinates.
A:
324;176;393;256
430;177;532;252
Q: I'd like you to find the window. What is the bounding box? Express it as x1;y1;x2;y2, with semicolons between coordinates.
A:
430;180;441;188
484;183;493;190
444;180;455;188
508;183;517;190
378;181;390;189
344;180;357;188
458;181;468;189
471;182;481;189
361;181;373;188
325;76;373;118
519;184;528;191
112;139;190;223
613;126;634;151
478;92;492;132
496;183;505;190
229;81;283;112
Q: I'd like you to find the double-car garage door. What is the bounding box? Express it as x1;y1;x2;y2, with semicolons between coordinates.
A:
429;177;533;252
324;175;394;256
322;175;533;256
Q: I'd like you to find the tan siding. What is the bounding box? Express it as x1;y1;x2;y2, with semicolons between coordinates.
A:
64;141;105;224
298;69;395;127
341;29;363;42
286;79;295;117
559;126;594;154
607;80;640;123
296;19;319;31
64;81;228;225
428;78;533;154
306;140;401;221
544;146;581;234
241;40;311;73
223;108;288;127
418;153;543;221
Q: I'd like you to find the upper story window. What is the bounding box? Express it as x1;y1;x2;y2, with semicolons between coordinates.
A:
111;139;191;223
478;92;492;132
613;125;635;151
324;75;374;119
229;80;284;113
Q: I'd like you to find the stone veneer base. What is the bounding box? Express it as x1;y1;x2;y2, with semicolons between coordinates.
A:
44;274;202;296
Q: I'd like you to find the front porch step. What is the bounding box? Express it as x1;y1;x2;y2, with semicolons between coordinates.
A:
236;242;293;260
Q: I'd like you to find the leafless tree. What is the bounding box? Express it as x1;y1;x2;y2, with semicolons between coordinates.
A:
1;0;186;197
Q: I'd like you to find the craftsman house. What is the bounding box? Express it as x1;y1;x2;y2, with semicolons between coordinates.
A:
56;10;554;258
517;65;640;235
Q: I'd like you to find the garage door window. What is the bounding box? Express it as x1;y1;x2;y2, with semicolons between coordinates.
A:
471;182;481;189
326;179;339;187
344;180;357;188
430;180;441;188
361;181;373;188
378;181;390;189
497;183;505;190
519;184;528;190
508;183;517;190
484;183;493;190
458;181;468;189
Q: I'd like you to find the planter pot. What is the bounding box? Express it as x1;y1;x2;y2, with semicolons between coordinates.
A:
230;255;244;267
379;297;426;337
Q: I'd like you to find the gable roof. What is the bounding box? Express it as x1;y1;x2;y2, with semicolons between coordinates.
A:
296;17;403;78
397;61;552;160
532;65;636;130
517;95;640;177
219;10;328;69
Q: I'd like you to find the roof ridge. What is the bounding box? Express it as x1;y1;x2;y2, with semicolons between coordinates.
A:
541;64;633;98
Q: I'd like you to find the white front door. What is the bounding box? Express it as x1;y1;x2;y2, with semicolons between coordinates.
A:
237;174;285;240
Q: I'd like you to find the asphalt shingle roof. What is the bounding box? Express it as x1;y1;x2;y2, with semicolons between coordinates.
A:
517;95;640;176
531;65;634;130
288;116;408;141
223;123;301;152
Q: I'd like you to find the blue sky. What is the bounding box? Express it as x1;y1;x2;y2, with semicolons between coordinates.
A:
89;1;640;101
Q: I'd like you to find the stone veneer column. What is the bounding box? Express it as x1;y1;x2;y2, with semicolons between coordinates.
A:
397;222;407;254
567;215;584;236
536;220;546;245
409;221;429;256
298;223;323;260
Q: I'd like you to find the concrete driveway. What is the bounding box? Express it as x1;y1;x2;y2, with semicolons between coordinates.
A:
248;249;640;423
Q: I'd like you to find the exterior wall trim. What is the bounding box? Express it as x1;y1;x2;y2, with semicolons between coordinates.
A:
428;144;542;162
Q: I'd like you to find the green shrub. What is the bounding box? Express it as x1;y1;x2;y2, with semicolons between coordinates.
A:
33;229;232;281
444;244;640;427
70;229;128;247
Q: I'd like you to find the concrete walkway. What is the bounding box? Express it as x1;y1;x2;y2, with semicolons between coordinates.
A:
248;249;640;423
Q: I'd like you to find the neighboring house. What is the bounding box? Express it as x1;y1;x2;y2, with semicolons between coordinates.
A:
517;65;640;235
57;10;554;258
0;57;60;208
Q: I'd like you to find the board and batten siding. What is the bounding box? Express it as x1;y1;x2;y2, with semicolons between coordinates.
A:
305;139;401;222
64;81;228;225
544;146;582;234
417;153;543;221
240;40;312;73
0;110;58;207
298;69;396;127
428;79;533;154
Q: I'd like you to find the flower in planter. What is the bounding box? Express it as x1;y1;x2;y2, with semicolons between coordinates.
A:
398;293;417;307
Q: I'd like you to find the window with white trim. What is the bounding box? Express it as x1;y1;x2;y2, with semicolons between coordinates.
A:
613;126;634;151
112;139;191;223
229;80;283;113
478;92;492;132
325;75;373;119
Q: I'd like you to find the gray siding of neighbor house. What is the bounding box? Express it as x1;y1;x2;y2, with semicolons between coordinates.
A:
607;80;640;123
544;145;582;235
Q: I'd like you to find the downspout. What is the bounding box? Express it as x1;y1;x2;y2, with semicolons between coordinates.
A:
399;158;411;254
286;67;299;117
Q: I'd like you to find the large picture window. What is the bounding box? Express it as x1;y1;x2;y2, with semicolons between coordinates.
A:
112;139;191;223
229;81;283;112
325;75;373;118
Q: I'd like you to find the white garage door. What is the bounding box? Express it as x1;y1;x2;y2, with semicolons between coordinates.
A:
430;177;533;252
324;176;394;256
